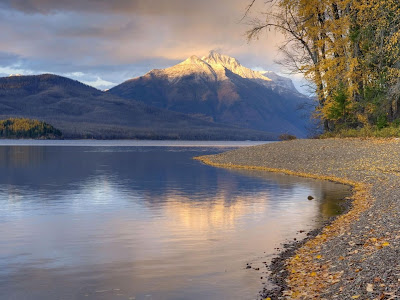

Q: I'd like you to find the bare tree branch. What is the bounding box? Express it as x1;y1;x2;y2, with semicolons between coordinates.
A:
240;0;257;22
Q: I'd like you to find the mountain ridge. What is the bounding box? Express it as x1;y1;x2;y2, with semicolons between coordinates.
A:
0;52;313;139
109;51;312;137
0;73;276;140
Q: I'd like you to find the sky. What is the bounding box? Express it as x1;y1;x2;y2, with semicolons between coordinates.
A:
0;0;305;91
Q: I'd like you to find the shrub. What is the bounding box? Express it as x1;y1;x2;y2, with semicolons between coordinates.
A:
279;133;297;141
319;124;400;138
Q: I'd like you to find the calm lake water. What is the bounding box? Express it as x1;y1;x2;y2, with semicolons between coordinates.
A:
0;141;351;300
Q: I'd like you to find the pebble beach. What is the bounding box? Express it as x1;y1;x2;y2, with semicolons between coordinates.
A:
196;139;400;299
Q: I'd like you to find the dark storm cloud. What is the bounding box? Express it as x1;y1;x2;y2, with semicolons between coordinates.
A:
0;0;283;89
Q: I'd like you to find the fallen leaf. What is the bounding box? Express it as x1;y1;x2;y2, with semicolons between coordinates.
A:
366;283;373;292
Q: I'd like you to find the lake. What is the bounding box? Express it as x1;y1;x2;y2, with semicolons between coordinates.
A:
0;141;351;300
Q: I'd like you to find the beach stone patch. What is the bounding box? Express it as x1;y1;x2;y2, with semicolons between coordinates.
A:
196;138;400;299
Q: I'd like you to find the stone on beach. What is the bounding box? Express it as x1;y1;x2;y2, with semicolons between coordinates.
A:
196;138;400;299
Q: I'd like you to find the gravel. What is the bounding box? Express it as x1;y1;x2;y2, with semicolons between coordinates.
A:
197;139;400;299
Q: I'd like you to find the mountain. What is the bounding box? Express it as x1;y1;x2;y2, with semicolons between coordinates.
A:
201;51;299;93
0;74;276;140
109;51;313;137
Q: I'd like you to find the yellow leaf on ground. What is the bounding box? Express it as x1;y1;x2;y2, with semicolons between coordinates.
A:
352;295;360;299
366;283;373;292
316;255;322;259
382;242;390;247
310;272;317;277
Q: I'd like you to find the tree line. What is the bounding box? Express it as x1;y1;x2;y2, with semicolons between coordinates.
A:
248;0;400;133
0;118;62;139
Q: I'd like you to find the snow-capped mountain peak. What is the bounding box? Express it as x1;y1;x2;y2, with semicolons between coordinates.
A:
109;51;311;137
140;51;298;93
202;51;241;69
202;51;272;82
154;54;217;83
181;55;207;66
260;71;297;92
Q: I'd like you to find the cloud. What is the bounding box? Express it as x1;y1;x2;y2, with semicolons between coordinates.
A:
0;0;291;89
0;66;33;76
0;52;20;65
1;0;250;16
81;76;117;90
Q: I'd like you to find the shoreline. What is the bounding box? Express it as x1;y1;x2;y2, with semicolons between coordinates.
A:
261;185;356;299
195;139;400;298
195;156;368;299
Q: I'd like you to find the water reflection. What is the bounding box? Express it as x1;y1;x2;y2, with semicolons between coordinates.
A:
233;169;351;220
0;146;45;168
0;145;351;300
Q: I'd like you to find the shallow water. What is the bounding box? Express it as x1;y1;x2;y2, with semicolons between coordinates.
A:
0;141;351;300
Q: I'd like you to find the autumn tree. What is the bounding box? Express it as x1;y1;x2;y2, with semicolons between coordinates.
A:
247;0;400;131
0;118;62;139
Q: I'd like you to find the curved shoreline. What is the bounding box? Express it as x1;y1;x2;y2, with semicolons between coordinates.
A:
195;139;399;299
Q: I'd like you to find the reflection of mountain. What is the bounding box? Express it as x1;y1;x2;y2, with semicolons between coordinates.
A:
0;146;259;200
0;146;350;221
0;146;45;168
0;146;353;300
231;169;352;220
161;192;270;232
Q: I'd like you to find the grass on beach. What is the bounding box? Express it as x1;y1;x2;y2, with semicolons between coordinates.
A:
319;125;400;138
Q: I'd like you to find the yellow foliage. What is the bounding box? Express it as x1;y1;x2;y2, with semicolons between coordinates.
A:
262;0;400;128
0;118;62;139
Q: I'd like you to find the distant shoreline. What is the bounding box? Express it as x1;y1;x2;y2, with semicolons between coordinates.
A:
0;139;272;147
0;137;275;141
196;139;400;298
